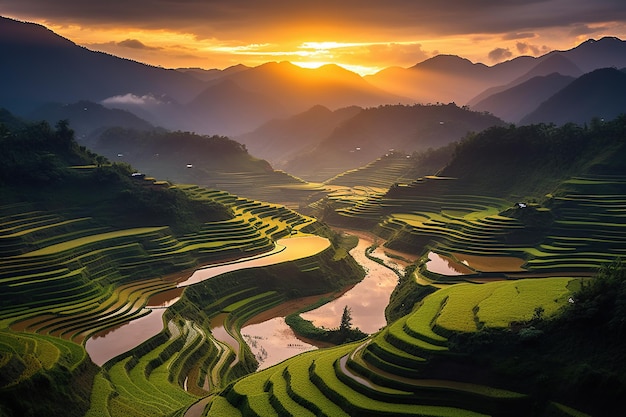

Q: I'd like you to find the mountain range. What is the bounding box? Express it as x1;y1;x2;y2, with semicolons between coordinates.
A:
2;15;626;180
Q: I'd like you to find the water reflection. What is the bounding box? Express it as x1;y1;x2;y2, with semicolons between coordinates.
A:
177;236;330;287
425;251;473;276
240;293;333;370
84;235;329;366
210;313;240;366
300;233;402;334
146;287;183;308
242;318;318;370
85;309;165;366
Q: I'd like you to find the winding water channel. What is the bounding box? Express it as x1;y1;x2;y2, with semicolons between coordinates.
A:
85;231;414;371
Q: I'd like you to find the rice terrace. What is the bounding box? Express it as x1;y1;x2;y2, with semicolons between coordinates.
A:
2;14;626;417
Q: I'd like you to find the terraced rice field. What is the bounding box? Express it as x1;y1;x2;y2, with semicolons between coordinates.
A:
333;174;626;284
0;184;326;417
324;152;418;189
208;278;583;416
3;173;621;417
200;174;617;416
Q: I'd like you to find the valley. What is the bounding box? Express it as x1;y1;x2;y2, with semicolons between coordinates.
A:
1;16;626;417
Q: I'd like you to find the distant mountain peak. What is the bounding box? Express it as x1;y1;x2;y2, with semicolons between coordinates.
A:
412;54;487;72
0;16;76;48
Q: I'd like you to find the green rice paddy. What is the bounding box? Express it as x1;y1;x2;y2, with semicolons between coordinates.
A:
3;173;621;417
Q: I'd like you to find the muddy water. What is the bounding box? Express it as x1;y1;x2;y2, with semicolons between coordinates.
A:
452;252;526;272
209;313;240;366
299;232;406;334
425;251;527;276
85;309;166;366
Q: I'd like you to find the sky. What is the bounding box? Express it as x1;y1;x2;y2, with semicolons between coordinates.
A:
3;0;626;75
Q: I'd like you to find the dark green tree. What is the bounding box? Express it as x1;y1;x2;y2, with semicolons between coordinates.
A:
339;305;352;335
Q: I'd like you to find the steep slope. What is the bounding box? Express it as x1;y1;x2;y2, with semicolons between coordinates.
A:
0;17;204;114
235;105;363;166
366;54;539;105
471;73;575;123
367;37;626;107
28;100;156;143
91;128;313;202
185;79;286;135
468;53;582;107
521;67;626;126
283;103;504;181
217;61;405;112
555;36;626;73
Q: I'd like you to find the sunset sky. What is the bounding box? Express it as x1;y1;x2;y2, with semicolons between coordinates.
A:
3;0;626;75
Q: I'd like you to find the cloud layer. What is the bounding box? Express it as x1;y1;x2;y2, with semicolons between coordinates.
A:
3;0;626;71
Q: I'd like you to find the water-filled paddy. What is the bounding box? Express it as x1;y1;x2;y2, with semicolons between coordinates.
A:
240;293;334;370
425;251;474;275
300;232;405;334
452;252;526;272
85;308;166;366
176;235;330;287
85;235;329;365
424;251;527;276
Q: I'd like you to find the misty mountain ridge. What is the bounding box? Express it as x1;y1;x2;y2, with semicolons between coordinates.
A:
28;100;157;143
367;36;626;106
176;64;251;82
0;17;204;114
467;53;583;107
236;105;363;166
3;16;626;145
521;67;626;126
281;103;505;181
471;73;577;123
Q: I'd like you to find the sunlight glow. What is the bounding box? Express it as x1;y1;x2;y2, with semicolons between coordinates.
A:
19;16;626;75
292;61;382;76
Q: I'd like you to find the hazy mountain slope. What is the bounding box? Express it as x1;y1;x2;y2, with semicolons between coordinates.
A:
0;17;204;114
468;53;582;107
235;105;363;166
176;64;250;82
216;61;406;111
28;100;156;143
283;103;504;181
366;54;540;105
366;55;492;105
92;128;271;174
521;67;626;126
471;73;576;123
180;62;404;135
367;37;626;106
556;36;626;73
185;79;287;135
90;128;311;202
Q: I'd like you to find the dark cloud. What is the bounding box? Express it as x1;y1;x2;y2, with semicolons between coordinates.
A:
3;0;626;41
488;47;513;62
503;32;536;40
569;24;609;36
117;39;161;50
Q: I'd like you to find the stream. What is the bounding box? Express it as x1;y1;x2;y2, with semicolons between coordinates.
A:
85;231;415;372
